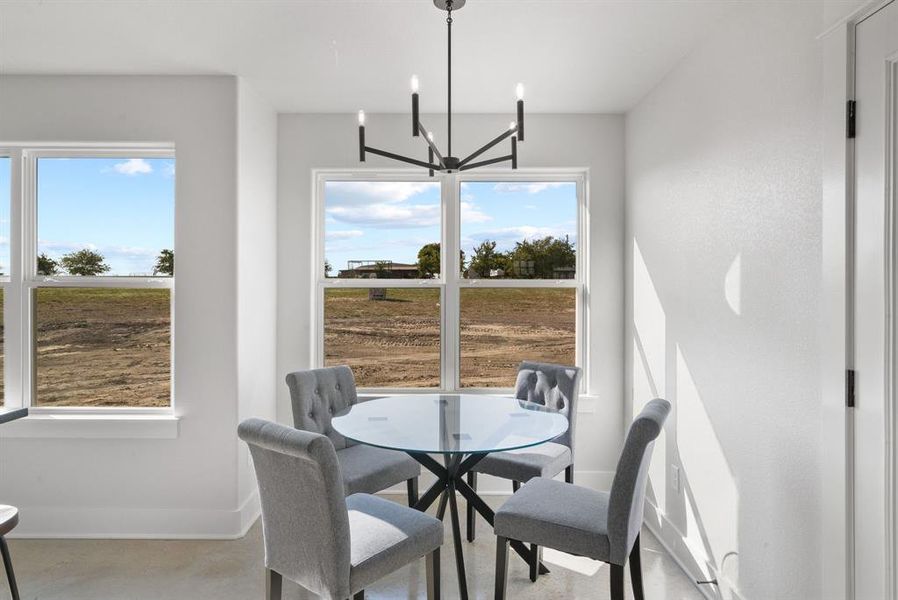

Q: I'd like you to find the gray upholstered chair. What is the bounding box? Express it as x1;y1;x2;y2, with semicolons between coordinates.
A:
238;418;443;600
286;366;421;504
466;361;581;545
492;398;670;600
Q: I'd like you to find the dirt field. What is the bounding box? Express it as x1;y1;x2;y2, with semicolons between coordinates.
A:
33;288;171;407
324;287;576;388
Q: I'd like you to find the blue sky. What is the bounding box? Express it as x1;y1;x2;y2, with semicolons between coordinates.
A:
325;180;577;274
36;157;174;276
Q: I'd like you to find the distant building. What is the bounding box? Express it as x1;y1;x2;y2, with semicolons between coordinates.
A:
338;260;419;279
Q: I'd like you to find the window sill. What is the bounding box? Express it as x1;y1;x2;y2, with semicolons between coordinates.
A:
1;413;180;439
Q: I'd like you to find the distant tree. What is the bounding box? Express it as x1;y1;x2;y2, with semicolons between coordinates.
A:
417;243;441;278
324;259;333;277
61;249;110;276
508;235;575;278
416;243;467;278
468;241;509;277
373;260;392;279
153;249;174;276
37;253;60;276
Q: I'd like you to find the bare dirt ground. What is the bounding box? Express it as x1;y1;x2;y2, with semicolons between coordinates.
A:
32;288;171;407
324;287;575;388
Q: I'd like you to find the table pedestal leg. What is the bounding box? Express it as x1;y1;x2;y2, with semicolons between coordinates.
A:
406;452;549;600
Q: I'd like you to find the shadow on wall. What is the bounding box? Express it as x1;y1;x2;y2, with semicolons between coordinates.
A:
632;239;740;599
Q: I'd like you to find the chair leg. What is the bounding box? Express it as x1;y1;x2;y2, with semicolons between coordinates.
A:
630;533;645;600
426;547;440;600
512;480;520;493
0;537;20;600
407;477;419;506
494;536;509;600
610;564;624;600
529;544;542;582
265;568;282;600
565;464;574;484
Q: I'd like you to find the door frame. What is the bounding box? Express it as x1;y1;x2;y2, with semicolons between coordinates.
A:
823;2;898;599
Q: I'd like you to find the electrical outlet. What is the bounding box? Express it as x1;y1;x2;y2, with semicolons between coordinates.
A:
671;465;680;493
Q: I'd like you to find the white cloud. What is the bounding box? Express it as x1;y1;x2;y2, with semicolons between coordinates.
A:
113;158;153;176
327;203;440;228
162;161;176;178
491;182;572;194
325;181;436;206
325;230;364;240
460;201;491;224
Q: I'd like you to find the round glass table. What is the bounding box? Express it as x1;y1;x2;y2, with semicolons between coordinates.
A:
332;394;568;600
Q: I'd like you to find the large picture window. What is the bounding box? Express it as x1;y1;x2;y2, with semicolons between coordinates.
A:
317;172;585;391
0;148;175;411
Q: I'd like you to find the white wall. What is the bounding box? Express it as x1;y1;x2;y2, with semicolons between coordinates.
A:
0;75;276;537
277;113;625;490
625;3;823;599
236;80;278;526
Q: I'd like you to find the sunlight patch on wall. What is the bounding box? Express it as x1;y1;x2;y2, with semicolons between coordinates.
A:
677;345;740;596
632;238;667;512
724;252;741;316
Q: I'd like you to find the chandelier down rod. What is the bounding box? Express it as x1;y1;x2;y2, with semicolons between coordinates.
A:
356;0;524;174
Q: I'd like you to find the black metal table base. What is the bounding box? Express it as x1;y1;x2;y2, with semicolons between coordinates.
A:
408;452;548;600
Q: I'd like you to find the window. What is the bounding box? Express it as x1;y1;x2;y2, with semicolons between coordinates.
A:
317;173;585;391
0;149;175;411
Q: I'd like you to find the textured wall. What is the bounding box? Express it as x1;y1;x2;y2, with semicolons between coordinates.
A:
625;3;823;598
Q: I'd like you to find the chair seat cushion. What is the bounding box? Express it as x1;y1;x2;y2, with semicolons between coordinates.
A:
347;494;443;593
473;442;571;483
494;477;611;563
337;444;421;496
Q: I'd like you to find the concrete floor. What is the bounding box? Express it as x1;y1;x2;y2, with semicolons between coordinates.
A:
0;496;705;600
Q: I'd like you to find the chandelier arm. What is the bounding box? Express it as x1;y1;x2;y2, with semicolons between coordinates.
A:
417;120;446;166
458;154;514;171
364;146;443;171
458;128;516;168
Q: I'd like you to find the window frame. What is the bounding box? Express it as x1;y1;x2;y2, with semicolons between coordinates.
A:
1;145;176;415
314;168;589;395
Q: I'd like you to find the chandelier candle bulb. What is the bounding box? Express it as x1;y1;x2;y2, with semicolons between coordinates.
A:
516;83;524;101
358;110;366;162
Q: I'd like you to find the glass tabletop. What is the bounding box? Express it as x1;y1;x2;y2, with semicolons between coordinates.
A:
331;394;569;454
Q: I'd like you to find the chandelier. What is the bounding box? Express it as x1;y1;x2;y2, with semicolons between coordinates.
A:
357;0;524;175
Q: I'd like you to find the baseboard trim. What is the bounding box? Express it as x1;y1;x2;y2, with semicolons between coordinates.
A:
8;491;261;540
644;501;745;600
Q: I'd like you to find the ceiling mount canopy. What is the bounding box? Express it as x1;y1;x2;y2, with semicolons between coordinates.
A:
357;0;524;175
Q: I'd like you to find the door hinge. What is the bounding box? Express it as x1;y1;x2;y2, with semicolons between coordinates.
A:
846;369;856;408
847;100;856;139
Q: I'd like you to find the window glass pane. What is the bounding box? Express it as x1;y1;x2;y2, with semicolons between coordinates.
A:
460;181;577;279
0;157;10;277
34;288;171;407
324;181;441;279
460;288;576;388
37;157;175;276
324;288;440;387
0;156;9;405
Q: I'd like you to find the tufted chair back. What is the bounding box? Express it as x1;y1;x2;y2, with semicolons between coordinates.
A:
286;366;359;450
607;398;670;565
238;418;352;599
514;361;582;458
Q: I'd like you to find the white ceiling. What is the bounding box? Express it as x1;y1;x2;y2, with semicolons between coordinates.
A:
0;0;736;114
